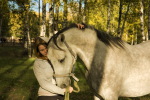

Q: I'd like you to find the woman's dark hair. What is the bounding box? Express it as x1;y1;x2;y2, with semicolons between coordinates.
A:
34;37;48;59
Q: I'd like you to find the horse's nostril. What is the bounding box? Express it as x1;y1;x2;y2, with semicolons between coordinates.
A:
61;84;67;88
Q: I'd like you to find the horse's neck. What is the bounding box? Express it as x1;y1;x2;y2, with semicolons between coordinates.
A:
70;36;108;70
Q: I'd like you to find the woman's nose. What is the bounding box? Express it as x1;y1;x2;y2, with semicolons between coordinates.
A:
45;49;48;53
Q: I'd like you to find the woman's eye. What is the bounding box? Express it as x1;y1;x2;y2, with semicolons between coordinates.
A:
59;58;65;63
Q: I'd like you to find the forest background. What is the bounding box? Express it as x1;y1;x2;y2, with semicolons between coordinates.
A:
0;0;150;57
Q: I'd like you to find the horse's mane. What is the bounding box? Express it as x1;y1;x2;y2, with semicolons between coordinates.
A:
49;23;124;48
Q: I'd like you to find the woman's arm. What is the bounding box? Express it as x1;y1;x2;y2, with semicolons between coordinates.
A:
33;60;66;95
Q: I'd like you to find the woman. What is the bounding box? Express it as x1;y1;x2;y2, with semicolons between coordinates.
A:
33;23;84;100
33;37;73;100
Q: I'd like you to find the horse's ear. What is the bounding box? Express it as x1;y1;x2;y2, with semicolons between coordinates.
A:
57;34;65;43
40;36;50;43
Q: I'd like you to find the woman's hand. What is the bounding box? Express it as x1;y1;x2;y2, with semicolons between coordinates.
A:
64;86;74;93
68;86;73;93
76;23;85;29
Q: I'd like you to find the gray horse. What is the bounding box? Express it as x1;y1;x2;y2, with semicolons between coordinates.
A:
43;24;150;100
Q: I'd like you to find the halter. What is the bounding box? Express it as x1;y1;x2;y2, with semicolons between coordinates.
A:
51;40;80;100
52;40;79;82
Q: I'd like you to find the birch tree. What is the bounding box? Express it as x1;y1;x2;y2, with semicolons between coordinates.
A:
15;0;32;57
38;0;41;35
48;2;54;37
19;2;32;57
54;0;60;32
107;0;111;34
83;0;87;23
117;0;123;36
148;0;150;40
78;0;82;23
40;0;46;36
140;0;145;42
120;2;130;38
63;0;68;27
25;4;32;57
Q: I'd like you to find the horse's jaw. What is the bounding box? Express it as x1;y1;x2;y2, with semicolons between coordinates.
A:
74;47;94;70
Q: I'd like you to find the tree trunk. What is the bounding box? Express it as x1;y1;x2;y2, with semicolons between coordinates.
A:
107;0;111;34
148;0;150;40
117;0;123;36
0;18;2;38
25;4;32;57
40;0;46;36
39;0;41;35
83;0;87;23
78;0;82;23
120;3;130;38
134;25;137;45
131;35;134;45
0;0;5;38
48;2;54;38
23;5;28;49
63;0;68;28
140;0;145;42
55;1;59;32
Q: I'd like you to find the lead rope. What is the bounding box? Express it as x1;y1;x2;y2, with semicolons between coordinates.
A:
63;41;80;100
64;80;80;100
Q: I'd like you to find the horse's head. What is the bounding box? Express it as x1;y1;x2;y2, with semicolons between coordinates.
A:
47;33;77;88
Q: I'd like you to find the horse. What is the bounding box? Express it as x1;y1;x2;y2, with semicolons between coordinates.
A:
43;23;150;100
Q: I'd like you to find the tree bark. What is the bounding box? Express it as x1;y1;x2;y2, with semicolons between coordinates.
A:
40;0;46;37
55;1;59;32
0;18;2;38
63;0;68;28
120;3;130;38
48;2;54;37
140;0;145;42
134;25;137;45
78;0;82;23
107;0;111;34
39;0;41;35
83;0;87;23
148;0;150;40
0;0;5;38
117;0;123;36
25;4;32;57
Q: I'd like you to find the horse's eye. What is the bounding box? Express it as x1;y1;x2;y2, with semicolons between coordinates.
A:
59;58;65;63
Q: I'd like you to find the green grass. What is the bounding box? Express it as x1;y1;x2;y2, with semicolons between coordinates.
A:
0;46;150;100
0;57;38;100
0;46;38;100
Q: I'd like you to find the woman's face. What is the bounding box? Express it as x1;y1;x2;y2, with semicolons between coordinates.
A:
38;45;48;57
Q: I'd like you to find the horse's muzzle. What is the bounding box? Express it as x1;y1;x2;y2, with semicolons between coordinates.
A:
60;84;67;88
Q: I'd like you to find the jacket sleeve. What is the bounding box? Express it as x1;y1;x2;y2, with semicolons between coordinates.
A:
33;60;65;95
